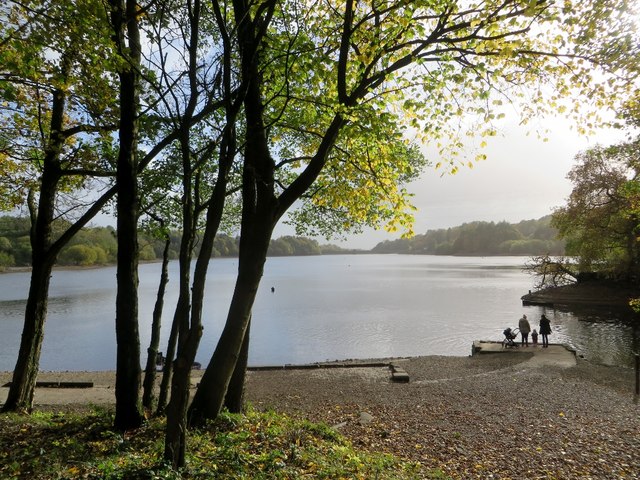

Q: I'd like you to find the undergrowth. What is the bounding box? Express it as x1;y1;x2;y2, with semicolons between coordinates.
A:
0;407;449;479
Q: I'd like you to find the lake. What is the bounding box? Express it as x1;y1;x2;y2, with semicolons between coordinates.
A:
0;255;638;371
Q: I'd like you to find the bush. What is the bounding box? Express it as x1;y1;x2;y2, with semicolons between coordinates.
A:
59;244;98;266
0;251;15;269
139;244;157;261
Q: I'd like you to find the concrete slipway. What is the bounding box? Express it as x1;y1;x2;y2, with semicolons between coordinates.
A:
471;341;577;368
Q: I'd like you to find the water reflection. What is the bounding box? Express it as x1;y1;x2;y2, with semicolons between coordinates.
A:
535;305;639;367
0;255;638;370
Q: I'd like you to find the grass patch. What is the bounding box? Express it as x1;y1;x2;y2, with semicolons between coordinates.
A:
0;407;447;479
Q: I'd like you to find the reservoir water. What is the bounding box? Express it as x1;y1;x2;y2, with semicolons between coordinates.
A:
0;255;638;371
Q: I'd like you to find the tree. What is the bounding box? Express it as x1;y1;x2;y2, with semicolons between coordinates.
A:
552;139;640;281
137;0;249;465
104;0;229;430
141;216;171;412
188;0;639;431
108;0;145;430
524;254;579;289
1;0;119;413
369;217;564;255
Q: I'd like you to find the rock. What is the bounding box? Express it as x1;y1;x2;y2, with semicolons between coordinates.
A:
359;411;374;425
331;421;348;430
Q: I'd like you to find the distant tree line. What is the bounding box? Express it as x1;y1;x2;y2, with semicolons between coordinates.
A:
371;216;564;256
0;215;563;270
0;216;352;269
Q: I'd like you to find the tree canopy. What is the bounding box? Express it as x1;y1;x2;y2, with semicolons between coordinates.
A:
0;0;118;206
250;0;640;239
552;139;640;281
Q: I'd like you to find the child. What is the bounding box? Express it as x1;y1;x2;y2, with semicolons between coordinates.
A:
531;329;539;347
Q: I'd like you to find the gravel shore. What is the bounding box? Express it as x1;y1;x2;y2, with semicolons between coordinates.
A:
2;349;639;479
245;352;639;479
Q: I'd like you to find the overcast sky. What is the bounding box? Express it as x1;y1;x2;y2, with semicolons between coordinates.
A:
278;115;630;250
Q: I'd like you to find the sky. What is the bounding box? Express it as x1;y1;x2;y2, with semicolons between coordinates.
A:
276;115;631;250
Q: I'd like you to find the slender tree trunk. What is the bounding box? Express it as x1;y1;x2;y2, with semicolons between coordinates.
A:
142;236;170;411
162;224;196;466
187;0;279;424
156;308;179;415
156;196;195;417
111;0;144;431
162;73;198;473
163;0;242;466
224;316;250;413
164;144;234;466
164;325;202;467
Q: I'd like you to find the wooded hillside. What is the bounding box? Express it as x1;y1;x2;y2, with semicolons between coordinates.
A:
0;215;563;269
371;216;564;256
0;217;351;268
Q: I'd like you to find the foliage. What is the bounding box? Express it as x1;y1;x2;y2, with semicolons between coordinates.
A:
371;216;564;256
264;0;640;241
0;0;118;209
551;139;640;281
0;407;430;479
2;214;565;266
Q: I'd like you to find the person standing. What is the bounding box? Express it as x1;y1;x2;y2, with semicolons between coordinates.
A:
539;314;551;348
518;314;531;346
531;329;539;347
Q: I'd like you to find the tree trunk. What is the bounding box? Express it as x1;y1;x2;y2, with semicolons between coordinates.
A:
163;326;202;467
162;235;196;466
2;76;66;413
142;236;170;411
2;255;56;412
224;316;250;413
114;135;143;430
188;217;273;425
111;0;144;431
187;0;280;424
156;191;195;416
156;308;179;416
164;149;233;465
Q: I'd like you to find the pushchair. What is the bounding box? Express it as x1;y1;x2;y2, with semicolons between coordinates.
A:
502;327;520;348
